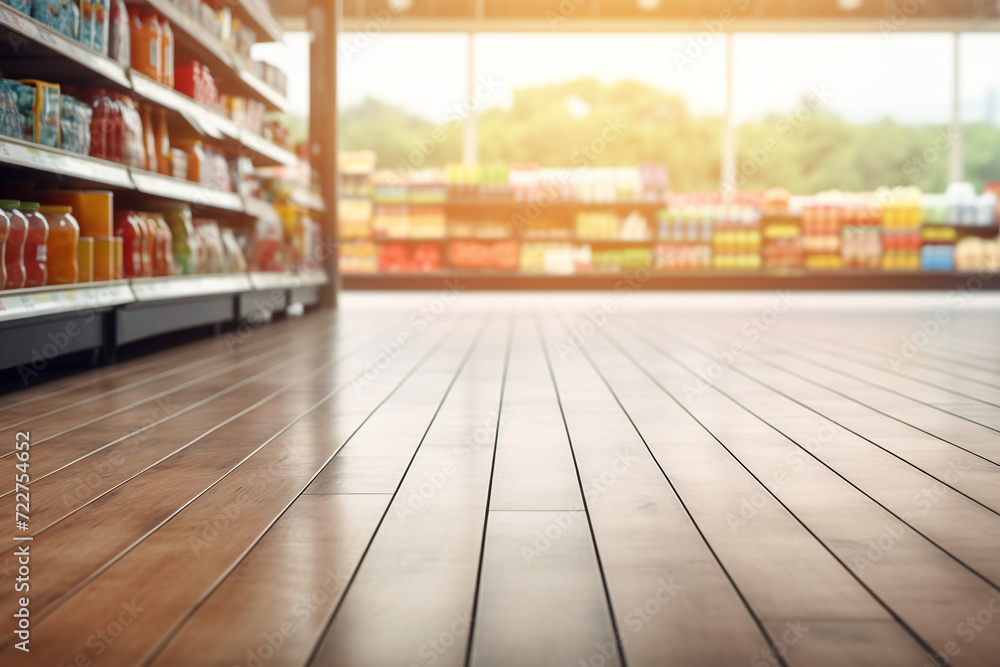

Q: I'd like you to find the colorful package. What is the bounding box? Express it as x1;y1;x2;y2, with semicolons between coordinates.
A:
1;0;32;15
80;0;110;55
30;0;80;40
0;79;24;140
59;94;92;154
18;80;60;148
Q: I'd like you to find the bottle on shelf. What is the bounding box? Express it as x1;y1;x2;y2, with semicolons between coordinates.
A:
2;201;28;290
78;238;95;283
129;8;163;82
0;206;8;290
19;202;49;288
39;206;80;286
140;103;157;173
160;16;174;89
153;107;171;176
113;211;142;279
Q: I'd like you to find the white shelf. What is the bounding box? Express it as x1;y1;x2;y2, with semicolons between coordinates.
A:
130;274;252;302
249;271;302;291
292;189;327;212
240;131;297;166
129;72;240;140
236;63;289;112
238;0;284;43
130;171;245;211
0;136;134;189
296;269;329;287
0;282;134;323
0;5;131;88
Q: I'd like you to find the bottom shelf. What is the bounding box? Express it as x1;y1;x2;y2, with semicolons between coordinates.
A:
342;270;1000;291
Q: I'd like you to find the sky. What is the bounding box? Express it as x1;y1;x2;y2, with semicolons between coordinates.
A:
257;31;1000;127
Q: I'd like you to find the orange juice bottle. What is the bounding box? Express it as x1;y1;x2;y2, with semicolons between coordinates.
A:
39;206;80;285
129;8;162;82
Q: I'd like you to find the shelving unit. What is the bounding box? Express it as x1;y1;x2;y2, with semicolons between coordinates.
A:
0;0;334;369
0;271;329;370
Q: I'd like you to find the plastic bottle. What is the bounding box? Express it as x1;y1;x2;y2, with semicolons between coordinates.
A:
113;211;141;278
153;107;170;176
160;16;174;88
2;201;27;289
39;206;80;285
128;8;161;82
19;202;49;288
140;103;157;173
0;207;8;290
148;213;173;275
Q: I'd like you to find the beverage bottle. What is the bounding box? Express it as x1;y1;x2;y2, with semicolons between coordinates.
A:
39;206;80;285
2;201;28;289
154;107;170;175
140;103;157;172
160;16;174;88
0;207;8;289
19;202;49;288
113;210;142;278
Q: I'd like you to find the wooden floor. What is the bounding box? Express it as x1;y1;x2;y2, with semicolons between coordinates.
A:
2;291;1000;667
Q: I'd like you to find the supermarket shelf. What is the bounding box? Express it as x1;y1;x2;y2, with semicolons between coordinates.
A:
236;0;284;43
130;274;253;302
129;71;239;140
249;271;301;291
292;188;327;212
242;196;280;220
0;136;134;188
236;61;290;113
239;131;298;166
130;170;246;211
296;269;330;287
141;0;288;111
342;270;1000;291
0;282;134;324
441;199;668;208
0;4;131;88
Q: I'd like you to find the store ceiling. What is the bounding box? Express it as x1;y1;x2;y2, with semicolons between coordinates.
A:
279;0;1000;31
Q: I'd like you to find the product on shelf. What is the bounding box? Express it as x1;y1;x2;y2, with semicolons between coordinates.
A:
38;190;113;237
108;0;129;66
655;204;713;271
377;242;440;273
17;79;61;148
140;103;157;173
80;0;110;55
880;187;922;271
921;223;957;271
713;205;762;269
153;107;170;175
39;205;79;285
160;15;174;89
158;204;196;274
0;205;8;289
93;235;113;281
149;213;174;276
3;0;31;15
447;240;519;270
339;241;377;274
0;79;24;141
77;237;94;282
1;200;27;289
762;213;804;270
30;0;80;40
129;8;162;82
175;61;220;109
338;197;373;239
114;210;142;278
111;236;123;279
60;93;93;155
20;202;49;287
801;194;843;270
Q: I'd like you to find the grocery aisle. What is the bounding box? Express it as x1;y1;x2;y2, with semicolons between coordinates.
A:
2;292;1000;667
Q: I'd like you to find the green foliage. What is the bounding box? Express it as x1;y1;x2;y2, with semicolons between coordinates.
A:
337;78;1000;193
